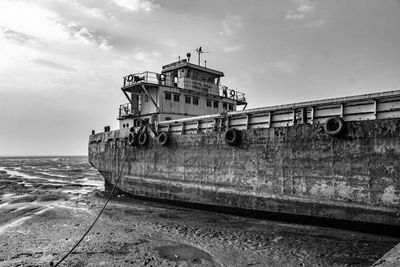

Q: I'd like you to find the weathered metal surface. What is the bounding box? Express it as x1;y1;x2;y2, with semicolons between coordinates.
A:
157;89;400;133
89;114;400;225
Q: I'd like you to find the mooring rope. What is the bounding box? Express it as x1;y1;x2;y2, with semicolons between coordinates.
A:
52;156;127;267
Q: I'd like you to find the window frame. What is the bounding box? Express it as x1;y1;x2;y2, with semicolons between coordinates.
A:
213;101;219;108
173;94;180;102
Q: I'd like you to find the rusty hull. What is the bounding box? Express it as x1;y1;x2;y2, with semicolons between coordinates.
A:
89;118;400;226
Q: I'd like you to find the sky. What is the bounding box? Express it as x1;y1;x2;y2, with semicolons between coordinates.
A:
0;0;400;156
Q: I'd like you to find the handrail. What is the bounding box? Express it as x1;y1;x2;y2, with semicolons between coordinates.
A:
119;103;140;117
158;89;400;130
219;85;246;102
122;71;160;88
121;71;247;104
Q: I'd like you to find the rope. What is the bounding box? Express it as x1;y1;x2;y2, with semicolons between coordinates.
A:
52;157;127;267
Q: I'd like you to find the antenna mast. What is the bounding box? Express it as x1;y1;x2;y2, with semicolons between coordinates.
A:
195;47;203;65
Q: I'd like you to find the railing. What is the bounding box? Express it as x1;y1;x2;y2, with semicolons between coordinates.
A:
157;89;400;134
119;103;140;118
219;85;246;103
122;71;246;104
122;72;161;88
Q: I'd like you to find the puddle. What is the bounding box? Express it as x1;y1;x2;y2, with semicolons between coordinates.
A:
155;244;214;265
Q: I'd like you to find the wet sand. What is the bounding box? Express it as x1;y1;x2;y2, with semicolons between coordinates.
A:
0;157;398;266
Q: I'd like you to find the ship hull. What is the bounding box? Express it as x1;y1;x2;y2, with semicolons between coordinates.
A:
89;118;400;226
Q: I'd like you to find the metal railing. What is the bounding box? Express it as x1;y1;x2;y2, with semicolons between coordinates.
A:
119;103;140;118
157;89;400;134
122;72;161;88
219;86;246;103
121;71;246;104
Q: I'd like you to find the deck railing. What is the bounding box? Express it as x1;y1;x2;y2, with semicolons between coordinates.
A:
122;72;161;88
119;103;140;118
219;86;246;104
122;71;247;103
157;89;400;134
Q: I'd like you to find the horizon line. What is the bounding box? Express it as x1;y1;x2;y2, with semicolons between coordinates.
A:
0;155;88;158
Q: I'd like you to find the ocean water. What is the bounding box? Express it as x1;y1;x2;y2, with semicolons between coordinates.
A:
0;156;398;266
0;156;103;233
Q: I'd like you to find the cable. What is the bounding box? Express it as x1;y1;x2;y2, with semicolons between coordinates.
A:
52;157;127;267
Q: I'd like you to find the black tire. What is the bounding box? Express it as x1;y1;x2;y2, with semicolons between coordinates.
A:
138;132;149;146
128;132;137;146
225;128;241;146
324;117;344;137
158;132;169;146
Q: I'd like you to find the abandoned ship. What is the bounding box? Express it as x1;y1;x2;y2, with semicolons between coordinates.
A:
89;51;400;227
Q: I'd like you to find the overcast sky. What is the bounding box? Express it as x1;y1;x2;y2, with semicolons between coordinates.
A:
1;0;400;156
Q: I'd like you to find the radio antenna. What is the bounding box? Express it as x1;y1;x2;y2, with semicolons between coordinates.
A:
195;47;210;65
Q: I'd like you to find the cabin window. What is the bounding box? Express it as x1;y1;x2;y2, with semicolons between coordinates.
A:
165;92;171;100
222;102;227;109
193;97;199;105
173;94;180;102
213;101;219;108
165;117;172;121
185;96;191;104
207;100;212;107
191;70;199;80
229;104;234;111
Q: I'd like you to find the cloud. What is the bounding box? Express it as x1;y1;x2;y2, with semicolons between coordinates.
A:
33;58;76;72
297;2;315;12
270;56;298;74
112;0;160;12
285;12;305;20
0;1;114;50
303;19;325;28
223;45;241;53
133;50;162;63
219;15;242;36
285;0;315;20
0;27;41;47
63;22;112;50
0;1;69;41
84;7;108;19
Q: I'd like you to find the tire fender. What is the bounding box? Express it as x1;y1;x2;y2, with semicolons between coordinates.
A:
157;132;170;146
225;128;241;146
138;131;149;146
324;117;344;137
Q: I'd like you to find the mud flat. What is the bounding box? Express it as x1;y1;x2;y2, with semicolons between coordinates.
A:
0;157;399;266
0;189;398;267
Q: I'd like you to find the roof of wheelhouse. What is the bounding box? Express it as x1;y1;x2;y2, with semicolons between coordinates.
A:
161;59;224;77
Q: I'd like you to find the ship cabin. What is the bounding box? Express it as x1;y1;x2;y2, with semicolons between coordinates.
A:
118;58;247;130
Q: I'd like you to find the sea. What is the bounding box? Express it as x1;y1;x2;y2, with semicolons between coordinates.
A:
0;156;398;266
